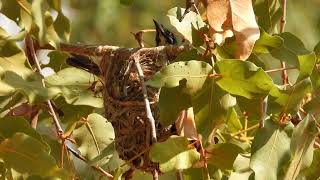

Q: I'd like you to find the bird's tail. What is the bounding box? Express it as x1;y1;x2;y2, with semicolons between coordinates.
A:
66;54;101;76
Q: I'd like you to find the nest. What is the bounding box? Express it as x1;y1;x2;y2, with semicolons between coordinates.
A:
99;49;177;173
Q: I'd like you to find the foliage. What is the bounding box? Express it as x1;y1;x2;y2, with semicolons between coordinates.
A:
0;0;319;180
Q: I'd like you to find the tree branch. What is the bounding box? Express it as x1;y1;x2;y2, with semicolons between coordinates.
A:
25;36;113;178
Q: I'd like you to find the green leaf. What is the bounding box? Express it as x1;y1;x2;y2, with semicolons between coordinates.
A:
284;115;318;180
159;87;192;126
253;29;283;54
303;96;320;114
254;0;281;33
32;0;45;43
314;41;320;56
73;113;115;160
0;70;59;103
47;50;69;72
303;149;320;180
225;108;242;133
192;82;235;143
0;117;45;146
53;12;70;42
297;53;316;82
215;60;275;99
271;32;310;67
206;143;243;170
250;119;293;180
149;136;200;172
45;67;103;108
229;154;253;180
0;0;21;23
147;60;212;95
268;78;312;114
236;96;263;124
0;133;68;178
167;7;207;45
47;0;61;11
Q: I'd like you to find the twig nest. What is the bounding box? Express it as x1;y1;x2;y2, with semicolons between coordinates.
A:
99;49;176;172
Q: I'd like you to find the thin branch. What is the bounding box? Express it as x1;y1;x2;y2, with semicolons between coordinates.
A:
25;36;113;178
265;66;297;73
25;35;63;135
259;96;268;128
131;29;156;48
280;0;288;85
66;145;113;179
152;170;159;180
280;0;287;33
176;170;184;180
133;56;157;144
231;123;260;137
198;139;210;180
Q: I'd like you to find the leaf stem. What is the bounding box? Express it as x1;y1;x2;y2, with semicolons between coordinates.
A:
231;123;260;137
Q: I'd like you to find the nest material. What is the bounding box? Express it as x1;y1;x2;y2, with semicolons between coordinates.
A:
99;49;176;172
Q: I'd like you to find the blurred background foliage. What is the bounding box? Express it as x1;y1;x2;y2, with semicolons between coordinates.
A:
66;0;184;47
64;0;320;49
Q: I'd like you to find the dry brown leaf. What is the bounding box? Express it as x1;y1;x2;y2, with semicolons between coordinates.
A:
175;107;198;140
230;0;260;60
206;0;260;60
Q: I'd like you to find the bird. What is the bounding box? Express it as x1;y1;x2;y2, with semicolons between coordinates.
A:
66;54;101;76
153;19;177;46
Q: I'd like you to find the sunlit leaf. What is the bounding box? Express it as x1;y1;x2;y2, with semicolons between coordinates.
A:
229;154;253;180
284;115;318;180
167;7;207;45
271;32;310;67
215;59;275;99
0;117;46;146
250;119;293;180
297;53;316;82
45;67;103;107
192;82;235;143
73;113;115;160
149;136;200;172
226;107;242;133
253;29;283;53
268;78;312;114
47;50;69;72
303;149;320;180
206;143;243;169
0;133;68;178
53;12;70;42
147;60;212;95
254;0;281;33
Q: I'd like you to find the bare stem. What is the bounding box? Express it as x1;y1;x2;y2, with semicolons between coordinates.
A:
133;56;157;144
25;35;64;135
265;66;297;73
25;35;113;178
280;0;288;85
152;170;159;180
260;96;268;128
66;145;113;179
280;0;287;33
231;123;260;137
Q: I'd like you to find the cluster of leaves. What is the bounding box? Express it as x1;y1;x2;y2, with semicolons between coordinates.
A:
0;0;319;180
